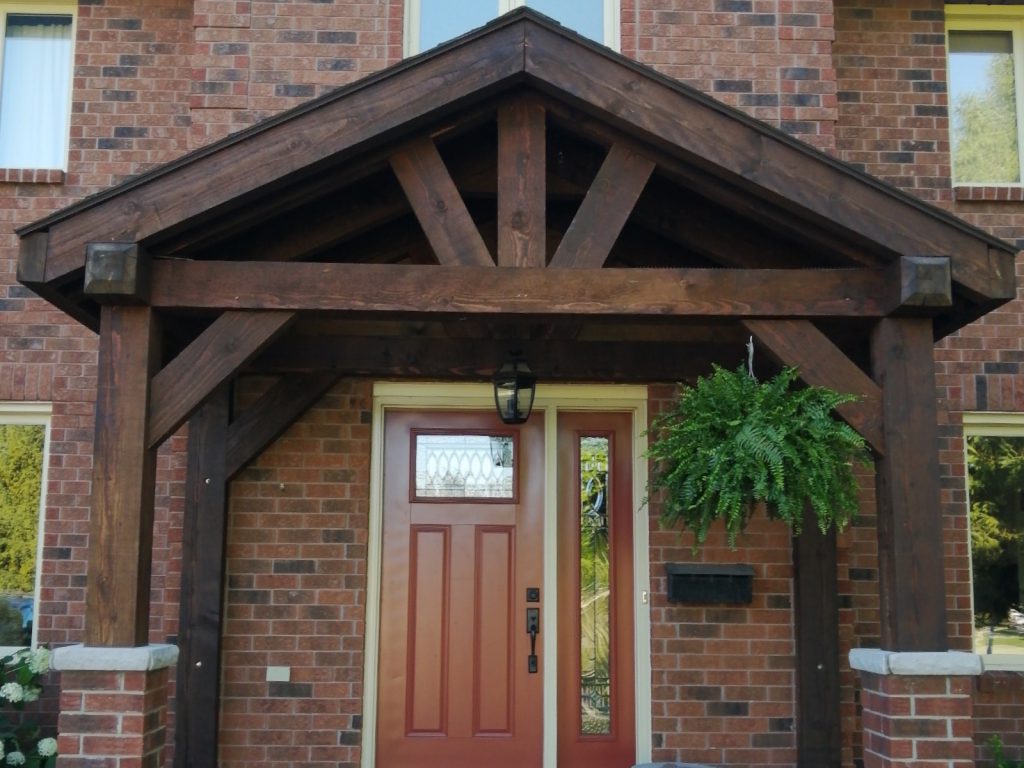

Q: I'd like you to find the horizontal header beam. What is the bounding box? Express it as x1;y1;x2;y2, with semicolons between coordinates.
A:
149;261;902;319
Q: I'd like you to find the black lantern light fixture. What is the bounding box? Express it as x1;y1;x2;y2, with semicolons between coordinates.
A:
493;356;537;425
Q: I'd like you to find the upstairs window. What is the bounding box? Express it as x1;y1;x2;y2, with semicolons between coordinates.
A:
405;0;618;56
0;5;73;170
947;9;1024;185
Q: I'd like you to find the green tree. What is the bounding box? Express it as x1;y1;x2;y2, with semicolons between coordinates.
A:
0;426;44;594
952;54;1020;183
967;435;1024;627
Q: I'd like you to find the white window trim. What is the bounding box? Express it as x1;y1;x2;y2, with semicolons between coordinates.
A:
0;402;51;655
0;1;76;172
962;411;1024;672
404;0;620;57
946;6;1024;188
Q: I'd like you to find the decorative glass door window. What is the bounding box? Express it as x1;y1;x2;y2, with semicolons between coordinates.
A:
578;435;611;735
412;432;517;500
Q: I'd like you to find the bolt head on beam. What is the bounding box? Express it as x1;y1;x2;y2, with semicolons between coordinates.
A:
893;255;952;311
84;242;150;303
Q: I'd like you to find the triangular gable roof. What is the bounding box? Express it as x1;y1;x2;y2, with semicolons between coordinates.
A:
17;7;1017;333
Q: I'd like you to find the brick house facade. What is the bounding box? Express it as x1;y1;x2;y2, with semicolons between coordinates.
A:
2;2;1023;767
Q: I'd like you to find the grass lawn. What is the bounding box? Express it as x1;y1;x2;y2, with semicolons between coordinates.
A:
974;627;1024;654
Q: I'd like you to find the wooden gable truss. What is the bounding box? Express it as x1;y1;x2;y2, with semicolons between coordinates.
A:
15;10;1018;768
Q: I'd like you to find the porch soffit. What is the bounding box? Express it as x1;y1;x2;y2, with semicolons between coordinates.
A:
15;7;1018;342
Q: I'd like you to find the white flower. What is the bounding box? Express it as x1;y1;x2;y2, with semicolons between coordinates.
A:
0;683;23;703
5;751;24;766
36;738;56;758
27;648;49;675
21;687;39;703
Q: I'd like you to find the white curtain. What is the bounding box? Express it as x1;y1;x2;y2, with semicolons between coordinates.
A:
0;16;72;170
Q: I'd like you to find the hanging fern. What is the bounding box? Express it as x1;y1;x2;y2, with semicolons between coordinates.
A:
647;365;872;547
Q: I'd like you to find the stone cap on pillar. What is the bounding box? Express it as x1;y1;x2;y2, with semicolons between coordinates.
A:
849;648;983;676
51;643;179;672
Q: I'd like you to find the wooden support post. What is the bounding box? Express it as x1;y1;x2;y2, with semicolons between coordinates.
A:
85;305;160;647
870;318;947;651
793;508;841;767
175;387;230;768
497;98;546;268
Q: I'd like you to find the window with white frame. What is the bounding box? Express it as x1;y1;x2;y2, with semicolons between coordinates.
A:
0;3;74;170
405;0;619;56
947;7;1024;185
0;404;49;652
964;413;1024;670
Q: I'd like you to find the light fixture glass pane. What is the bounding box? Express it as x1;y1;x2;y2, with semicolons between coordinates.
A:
579;435;611;735
414;433;515;499
526;0;605;43
417;0;500;52
949;30;1020;183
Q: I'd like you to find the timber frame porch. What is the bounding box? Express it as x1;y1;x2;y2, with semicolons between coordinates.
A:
15;9;1019;767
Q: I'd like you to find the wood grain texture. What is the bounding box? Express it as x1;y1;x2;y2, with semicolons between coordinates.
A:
870;318;947;651
148;311;295;448
743;319;885;455
793;509;841;768
175;388;230;768
85;305;160;646
550;142;654;269
253;336;732;381
150;261;891;318
41;22;527;282
84;242;149;303
225;371;340;479
389;137;493;267
498;99;546;268
523;24;1015;300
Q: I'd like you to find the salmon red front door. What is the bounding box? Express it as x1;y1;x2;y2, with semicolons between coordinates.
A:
376;408;636;767
376;411;545;767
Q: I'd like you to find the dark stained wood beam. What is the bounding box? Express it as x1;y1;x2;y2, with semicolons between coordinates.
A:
542;101;888;271
793;508;841;767
743;319;885;455
149;261;895;318
253;336;740;381
870;318;947;650
225;372;341;479
550;142;655;269
38;21;528;282
83;242;150;303
498;98;546;267
175;387;230;768
389;137;494;267
16;233;98;329
148;311;296;449
85;305;161;647
523;22;1016;301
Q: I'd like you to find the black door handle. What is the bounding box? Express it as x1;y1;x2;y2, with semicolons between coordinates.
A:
526;607;539;673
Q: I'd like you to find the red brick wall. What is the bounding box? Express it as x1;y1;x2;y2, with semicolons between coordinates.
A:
975;672;1024;763
218;379;371;767
629;0;838;151
835;1;1024;761
2;1;1023;766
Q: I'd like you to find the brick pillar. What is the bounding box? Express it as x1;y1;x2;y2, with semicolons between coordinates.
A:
52;644;178;768
850;650;982;768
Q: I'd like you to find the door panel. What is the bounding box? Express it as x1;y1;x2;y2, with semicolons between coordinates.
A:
377;411;544;767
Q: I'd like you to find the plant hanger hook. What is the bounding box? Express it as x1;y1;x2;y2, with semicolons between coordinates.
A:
746;335;757;382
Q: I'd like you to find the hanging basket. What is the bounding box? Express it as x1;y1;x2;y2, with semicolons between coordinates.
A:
646;364;872;548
